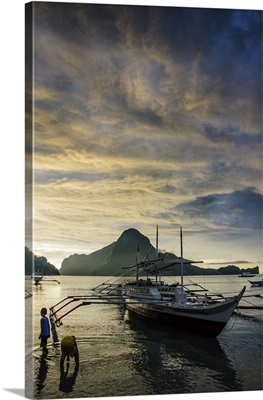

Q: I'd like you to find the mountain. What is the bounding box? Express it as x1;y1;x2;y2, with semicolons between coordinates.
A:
25;247;60;276
60;242;116;275
60;228;155;276
60;228;259;276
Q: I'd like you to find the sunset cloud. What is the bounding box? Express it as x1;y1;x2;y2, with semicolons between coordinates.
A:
26;2;262;270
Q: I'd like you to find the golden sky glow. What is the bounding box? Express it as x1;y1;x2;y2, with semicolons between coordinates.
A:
25;1;262;272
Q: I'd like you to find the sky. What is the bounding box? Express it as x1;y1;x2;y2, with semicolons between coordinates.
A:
25;0;262;272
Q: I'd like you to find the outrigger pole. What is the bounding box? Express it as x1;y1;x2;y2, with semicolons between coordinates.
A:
48;290;262;333
49;295;127;327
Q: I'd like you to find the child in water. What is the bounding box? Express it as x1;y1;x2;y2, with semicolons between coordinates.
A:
38;307;50;356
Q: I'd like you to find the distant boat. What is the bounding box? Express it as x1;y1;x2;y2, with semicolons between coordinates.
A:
239;272;256;278
32;271;43;285
249;279;263;287
31;270;60;285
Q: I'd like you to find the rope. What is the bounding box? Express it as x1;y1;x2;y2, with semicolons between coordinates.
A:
224;312;237;331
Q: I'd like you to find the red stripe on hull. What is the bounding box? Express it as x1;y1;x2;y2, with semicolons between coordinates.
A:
127;304;226;337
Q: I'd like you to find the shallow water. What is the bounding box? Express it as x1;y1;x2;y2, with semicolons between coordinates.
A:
25;275;263;399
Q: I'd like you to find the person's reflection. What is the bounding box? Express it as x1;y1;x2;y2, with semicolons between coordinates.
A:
36;355;49;392
59;363;79;393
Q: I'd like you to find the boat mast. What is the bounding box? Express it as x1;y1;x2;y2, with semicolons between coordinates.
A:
180;227;184;301
155;225;159;285
136;244;140;285
156;225;159;260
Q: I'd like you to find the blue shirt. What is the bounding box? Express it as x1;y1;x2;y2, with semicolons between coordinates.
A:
41;316;50;337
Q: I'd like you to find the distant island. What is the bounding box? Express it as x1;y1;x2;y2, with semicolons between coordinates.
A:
25;247;60;276
58;228;259;277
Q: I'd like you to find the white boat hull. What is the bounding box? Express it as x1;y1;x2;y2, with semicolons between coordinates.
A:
125;287;245;337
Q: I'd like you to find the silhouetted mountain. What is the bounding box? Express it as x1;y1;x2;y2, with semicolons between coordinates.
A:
95;228;157;275
60;242;116;275
218;265;259;275
59;228;259;276
25;247;60;276
60;228;155;275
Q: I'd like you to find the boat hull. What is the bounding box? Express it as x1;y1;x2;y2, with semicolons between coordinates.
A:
125;295;241;337
249;280;263;287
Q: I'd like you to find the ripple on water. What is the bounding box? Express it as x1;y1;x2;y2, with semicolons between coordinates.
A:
31;276;262;398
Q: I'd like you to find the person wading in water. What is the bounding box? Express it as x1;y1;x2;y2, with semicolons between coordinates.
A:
60;336;79;371
38;307;50;356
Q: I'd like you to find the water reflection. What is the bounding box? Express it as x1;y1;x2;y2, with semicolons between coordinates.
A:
36;356;49;393
124;310;242;394
59;364;79;393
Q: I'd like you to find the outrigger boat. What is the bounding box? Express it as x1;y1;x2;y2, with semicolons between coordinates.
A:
31;270;60;286
50;227;246;338
239;272;256;278
31;271;43;285
122;227;245;337
249;279;263;287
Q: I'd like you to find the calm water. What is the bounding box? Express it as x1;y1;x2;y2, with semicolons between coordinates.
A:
25;275;263;399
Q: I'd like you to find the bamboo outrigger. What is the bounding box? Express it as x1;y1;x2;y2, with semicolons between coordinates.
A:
49;287;262;326
48;227;262;337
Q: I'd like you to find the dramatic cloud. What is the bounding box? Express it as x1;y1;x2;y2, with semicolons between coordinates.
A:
176;188;262;229
26;3;262;270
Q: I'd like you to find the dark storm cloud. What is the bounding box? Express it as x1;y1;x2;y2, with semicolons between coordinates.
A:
177;188;262;229
204;125;262;145
129;106;163;127
33;3;262;139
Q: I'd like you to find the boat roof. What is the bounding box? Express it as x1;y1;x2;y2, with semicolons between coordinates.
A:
123;257;203;273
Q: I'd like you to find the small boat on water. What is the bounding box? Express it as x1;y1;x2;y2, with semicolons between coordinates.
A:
31;270;60;285
239;272;256;278
123;227;245;337
249;279;263;287
32;271;43;285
